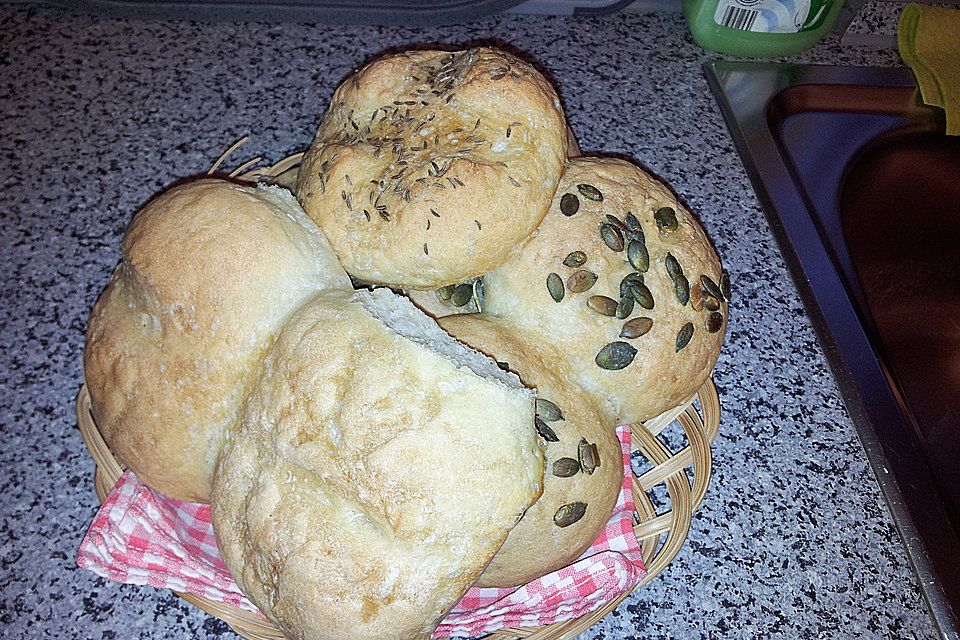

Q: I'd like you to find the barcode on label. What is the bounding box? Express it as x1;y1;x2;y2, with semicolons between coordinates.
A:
721;5;759;30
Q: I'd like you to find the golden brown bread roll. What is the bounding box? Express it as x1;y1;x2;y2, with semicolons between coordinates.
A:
439;314;622;588
482;157;728;425
296;47;568;289
83;179;350;502
212;288;544;640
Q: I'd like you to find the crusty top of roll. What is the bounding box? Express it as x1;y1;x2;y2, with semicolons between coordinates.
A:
83;179;350;502
212;288;543;640
482;157;727;425
296;47;568;289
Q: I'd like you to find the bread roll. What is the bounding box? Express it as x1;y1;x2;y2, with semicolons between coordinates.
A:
296;47;568;289
212;287;544;640
439;314;622;588
482;157;727;425
83;179;350;502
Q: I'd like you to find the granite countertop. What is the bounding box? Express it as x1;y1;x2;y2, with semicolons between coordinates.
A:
0;3;935;639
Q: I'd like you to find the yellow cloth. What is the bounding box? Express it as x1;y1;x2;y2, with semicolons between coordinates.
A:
898;4;960;135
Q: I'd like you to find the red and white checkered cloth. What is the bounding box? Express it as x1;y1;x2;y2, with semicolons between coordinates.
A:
77;425;645;638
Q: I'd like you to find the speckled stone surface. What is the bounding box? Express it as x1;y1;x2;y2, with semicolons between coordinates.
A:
0;3;936;639
846;0;904;37
841;1;960;49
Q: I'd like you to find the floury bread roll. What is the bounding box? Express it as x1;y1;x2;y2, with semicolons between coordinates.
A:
296;47;568;289
212;288;543;640
83;179;350;502
438;314;622;588
482;157;728;425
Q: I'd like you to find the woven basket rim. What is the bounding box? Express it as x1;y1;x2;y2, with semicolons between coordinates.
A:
75;378;719;640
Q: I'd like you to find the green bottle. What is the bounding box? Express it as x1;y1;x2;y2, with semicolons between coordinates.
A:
683;0;844;57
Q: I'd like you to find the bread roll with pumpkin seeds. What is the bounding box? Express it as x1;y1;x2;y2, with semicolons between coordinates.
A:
296;47;568;289
482;157;728;425
439;314;622;588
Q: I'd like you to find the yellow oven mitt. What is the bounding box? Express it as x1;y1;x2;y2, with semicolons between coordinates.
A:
898;4;960;135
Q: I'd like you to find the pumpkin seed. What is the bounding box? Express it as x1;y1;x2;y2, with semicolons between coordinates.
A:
690;281;704;311
560;193;580;216
547;272;564;302
704;295;721;312
596;341;638;370
600;223;625;252
655;206;678;232
563;251;587;268
577;183;603;202
676;322;694;352
629;281;655;310
707;311;724;333
567;269;598;293
615;295;635;319
700;274;724;302
450;283;473;307
620;316;653;339
624;211;642;232
535;417;559;442
606;214;627;231
620;272;643;298
626;226;645;246
674;274;690;305
588;295;618;317
627;239;649;272
536;398;565;422
554;501;588;527
721;270;731;300
578;438;600;475
436;284;454;302
665;253;683;279
552;457;580;477
473;278;485;312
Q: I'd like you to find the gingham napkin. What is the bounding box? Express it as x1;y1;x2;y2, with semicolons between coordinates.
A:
77;425;645;638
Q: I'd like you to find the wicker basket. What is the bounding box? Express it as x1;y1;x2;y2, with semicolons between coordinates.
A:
75;378;719;640
77;138;721;639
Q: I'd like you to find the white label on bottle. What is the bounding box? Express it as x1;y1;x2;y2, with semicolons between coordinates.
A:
713;0;818;33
